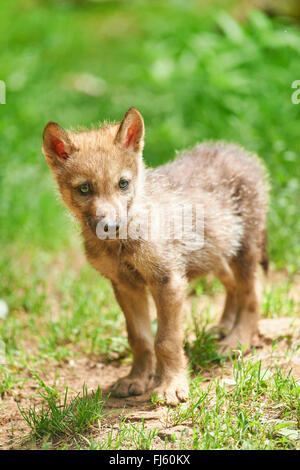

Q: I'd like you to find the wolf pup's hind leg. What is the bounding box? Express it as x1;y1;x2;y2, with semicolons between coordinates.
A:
210;264;238;339
219;249;260;354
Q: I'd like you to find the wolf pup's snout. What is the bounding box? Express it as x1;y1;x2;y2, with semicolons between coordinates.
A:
96;218;120;239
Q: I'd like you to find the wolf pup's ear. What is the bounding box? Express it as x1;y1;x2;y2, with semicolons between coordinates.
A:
42;122;74;166
115;108;145;154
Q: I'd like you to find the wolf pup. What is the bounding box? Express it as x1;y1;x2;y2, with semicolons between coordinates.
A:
43;108;269;405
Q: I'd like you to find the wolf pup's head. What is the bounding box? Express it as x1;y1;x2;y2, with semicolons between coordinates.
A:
42;108;145;240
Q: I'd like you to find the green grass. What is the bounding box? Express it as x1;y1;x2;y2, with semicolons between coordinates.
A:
17;377;110;441
0;367;14;398
262;281;300;318
79;418;159;451
3;266;299;449
169;358;300;450
0;251;128;368
1;243;299;450
184;305;227;372
16;355;300;449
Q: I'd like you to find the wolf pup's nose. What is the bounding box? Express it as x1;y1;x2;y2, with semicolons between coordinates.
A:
103;221;119;233
96;219;120;239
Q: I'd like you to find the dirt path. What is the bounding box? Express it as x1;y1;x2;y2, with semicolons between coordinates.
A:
1;315;300;450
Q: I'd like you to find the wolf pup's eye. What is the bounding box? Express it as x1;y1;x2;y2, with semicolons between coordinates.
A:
119;179;129;190
79;183;91;194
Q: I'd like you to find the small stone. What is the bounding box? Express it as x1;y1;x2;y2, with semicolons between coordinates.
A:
221;378;236;387
275;428;299;440
158;426;192;441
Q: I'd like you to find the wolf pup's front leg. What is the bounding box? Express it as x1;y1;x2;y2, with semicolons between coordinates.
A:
149;273;189;406
111;281;155;397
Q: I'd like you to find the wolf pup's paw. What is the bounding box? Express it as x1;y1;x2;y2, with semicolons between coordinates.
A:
152;377;189;406
111;376;152;397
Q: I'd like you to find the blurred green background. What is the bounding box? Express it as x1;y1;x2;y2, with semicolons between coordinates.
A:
1;0;300;269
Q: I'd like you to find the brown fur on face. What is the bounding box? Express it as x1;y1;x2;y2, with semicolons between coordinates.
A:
43;107;269;405
43;109;145;237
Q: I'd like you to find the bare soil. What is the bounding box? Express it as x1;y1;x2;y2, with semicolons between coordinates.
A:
1;272;300;450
